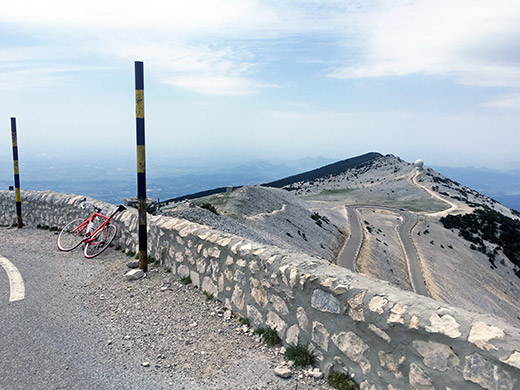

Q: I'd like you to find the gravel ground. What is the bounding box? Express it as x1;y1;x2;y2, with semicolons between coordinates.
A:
161;186;344;262
1;226;333;390
356;208;413;292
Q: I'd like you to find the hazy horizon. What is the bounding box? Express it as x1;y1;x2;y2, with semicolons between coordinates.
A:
1;153;520;212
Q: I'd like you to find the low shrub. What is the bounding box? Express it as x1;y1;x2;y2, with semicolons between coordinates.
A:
328;370;359;390
254;326;281;346
285;344;316;367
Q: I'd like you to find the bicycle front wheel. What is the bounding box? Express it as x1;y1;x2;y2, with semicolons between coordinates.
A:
84;223;117;258
57;218;87;251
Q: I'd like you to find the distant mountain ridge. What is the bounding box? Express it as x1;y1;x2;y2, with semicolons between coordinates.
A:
263;152;382;188
160;152;383;204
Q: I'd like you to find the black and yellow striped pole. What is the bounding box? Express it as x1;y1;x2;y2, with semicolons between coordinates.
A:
10;117;22;228
135;61;147;272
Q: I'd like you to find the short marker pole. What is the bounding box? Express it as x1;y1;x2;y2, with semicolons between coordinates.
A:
135;61;147;272
10;118;22;228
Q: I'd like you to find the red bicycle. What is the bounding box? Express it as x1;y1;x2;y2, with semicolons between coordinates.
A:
57;199;126;258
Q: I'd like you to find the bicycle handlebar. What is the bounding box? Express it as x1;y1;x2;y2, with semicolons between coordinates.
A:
80;198;126;217
80;198;102;213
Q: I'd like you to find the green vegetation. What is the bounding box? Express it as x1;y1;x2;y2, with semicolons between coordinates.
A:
311;212;329;227
199;202;219;215
194;192;231;208
203;291;214;300
254;326;281;346
115;245;122;251
180;276;192;285
321;188;353;195
239;317;251;326
284;344;316;367
147;255;156;264
327;370;359;390
440;207;520;277
264;152;382;188
126;250;136;257
165;267;171;273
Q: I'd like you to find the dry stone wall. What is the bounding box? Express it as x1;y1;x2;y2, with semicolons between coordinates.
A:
2;190;520;389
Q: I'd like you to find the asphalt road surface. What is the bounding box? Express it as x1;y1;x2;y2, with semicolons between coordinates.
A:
0;227;199;390
337;206;429;297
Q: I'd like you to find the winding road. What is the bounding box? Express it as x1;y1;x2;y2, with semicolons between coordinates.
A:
337;205;430;297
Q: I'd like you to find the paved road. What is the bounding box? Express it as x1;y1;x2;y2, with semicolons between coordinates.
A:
0;227;198;390
338;207;363;272
337;205;429;297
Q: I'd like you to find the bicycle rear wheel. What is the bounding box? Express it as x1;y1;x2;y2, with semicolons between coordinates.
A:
84;223;117;258
57;218;87;251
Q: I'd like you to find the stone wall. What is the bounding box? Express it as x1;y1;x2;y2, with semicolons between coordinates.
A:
2;190;520;389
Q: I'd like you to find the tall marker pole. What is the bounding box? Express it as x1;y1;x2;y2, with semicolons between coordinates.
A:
135;61;147;272
10;118;22;228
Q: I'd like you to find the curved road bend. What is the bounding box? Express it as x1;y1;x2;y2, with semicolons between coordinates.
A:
338;205;430;297
0;228;197;390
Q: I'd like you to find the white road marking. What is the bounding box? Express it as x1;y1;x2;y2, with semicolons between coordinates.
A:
0;255;25;302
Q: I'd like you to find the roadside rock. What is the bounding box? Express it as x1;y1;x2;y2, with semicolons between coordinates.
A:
274;364;293;379
125;269;144;280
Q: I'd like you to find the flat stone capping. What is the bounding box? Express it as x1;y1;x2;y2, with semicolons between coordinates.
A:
1;190;519;389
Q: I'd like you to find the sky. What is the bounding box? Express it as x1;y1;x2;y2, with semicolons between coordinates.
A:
1;0;520;171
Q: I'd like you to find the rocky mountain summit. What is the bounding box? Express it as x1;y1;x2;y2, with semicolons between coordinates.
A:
160;153;520;327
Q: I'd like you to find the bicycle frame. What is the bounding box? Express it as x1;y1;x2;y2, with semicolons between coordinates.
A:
72;203;125;243
70;212;111;244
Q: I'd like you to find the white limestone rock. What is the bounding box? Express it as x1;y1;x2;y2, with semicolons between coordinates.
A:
125;269;144;281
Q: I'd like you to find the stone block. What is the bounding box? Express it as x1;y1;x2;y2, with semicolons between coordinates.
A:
202;277;217;296
378;351;402;378
267;310;287;334
368;295;387;314
311;289;340;314
296;307;309;331
388;303;407;324
368;324;391;343
409;363;434;390
468;322;504;351
289;268;298;288
501;351;520;370
249;261;260;274
196;258;207;274
247;305;263;326
413;341;459;372
347;292;365;322
270;294;289;315
286;324;299;345
425;314;461;338
231;286;245;310
463;353;515;390
312;321;329;351
331;331;371;374
177;264;189;278
190;270;200;287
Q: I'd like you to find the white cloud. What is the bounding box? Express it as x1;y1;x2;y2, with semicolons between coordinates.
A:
483;93;520;109
3;0;520;94
330;0;520;87
165;75;260;96
0;1;284;95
